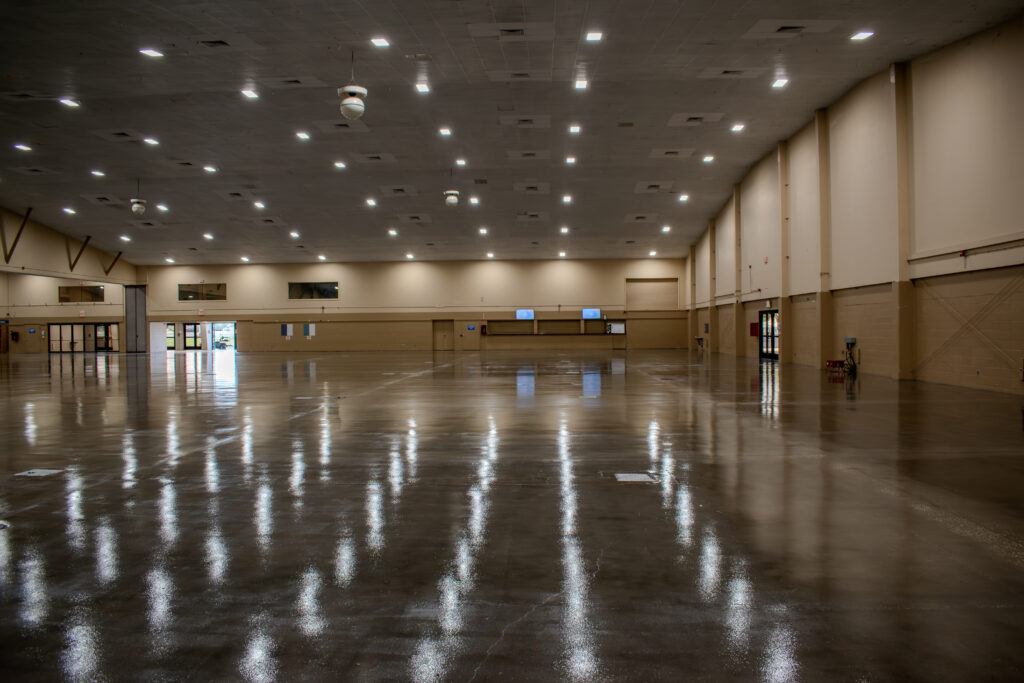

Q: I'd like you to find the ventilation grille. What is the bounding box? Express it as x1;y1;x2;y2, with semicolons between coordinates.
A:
380;185;418;197
697;67;768;80
313;119;369;134
625;214;657;223
516;211;549;222
507;150;550;160
499;114;551;128
649;148;694;159
468;22;556;42
667;112;724;127
634;181;674;194
742;19;840;39
486;70;553;82
9;166;58;175
90;128;146;142
354;152;397;163
513;182;550;194
398;213;432;224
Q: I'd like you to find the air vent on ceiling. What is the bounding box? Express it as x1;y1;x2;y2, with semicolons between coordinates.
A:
697;67;768;80
649;148;694;159
626;214;657;223
468;22;556;42
474;178;488;185
486;70;553;82
404;53;432;61
355;152;397;163
776;26;804;34
498;114;551;129
516;211;548;222
312;119;369;134
742;19;840;40
215;188;265;202
507;150;550;160
91;128;145;142
618;122;634;128
9;167;57;175
80;194;126;206
425;242;436;247
127;219;165;229
0;90;54;101
399;214;432;224
668;112;724;127
635;181;673;194
513;181;550;194
380;185;418;197
625;240;636;245
257;75;327;89
199;39;231;47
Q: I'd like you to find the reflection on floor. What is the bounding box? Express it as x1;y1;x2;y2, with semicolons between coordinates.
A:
1;350;1022;680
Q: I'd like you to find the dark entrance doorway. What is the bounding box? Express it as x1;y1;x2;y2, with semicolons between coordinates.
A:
759;310;780;360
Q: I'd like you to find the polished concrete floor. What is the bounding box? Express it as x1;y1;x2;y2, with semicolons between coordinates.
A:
0;349;1022;681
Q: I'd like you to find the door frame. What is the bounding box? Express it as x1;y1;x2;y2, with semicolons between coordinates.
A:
758;309;780;360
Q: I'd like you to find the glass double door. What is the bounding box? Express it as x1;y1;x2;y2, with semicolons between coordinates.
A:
759;310;780;360
48;323;119;352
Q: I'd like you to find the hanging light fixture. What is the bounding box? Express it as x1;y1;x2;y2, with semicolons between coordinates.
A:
130;178;146;215
443;167;459;206
338;50;368;120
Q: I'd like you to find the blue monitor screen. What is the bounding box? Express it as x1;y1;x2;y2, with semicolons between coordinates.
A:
581;308;601;319
515;309;535;320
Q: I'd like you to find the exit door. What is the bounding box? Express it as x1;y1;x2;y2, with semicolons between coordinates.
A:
759;310;780;360
432;320;454;351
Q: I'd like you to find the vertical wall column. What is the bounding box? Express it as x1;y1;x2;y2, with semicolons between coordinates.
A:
777;142;792;363
892;62;917;379
688;244;698;346
707;219;718;353
731;185;745;356
814;109;835;366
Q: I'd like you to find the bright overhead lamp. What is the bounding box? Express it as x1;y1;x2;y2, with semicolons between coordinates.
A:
366;198;377;207
772;78;789;89
388;229;398;236
569;124;581;134
333;160;346;169
203;233;214;240
59;98;80;108
559;251;566;258
406;253;414;259
91;169;105;177
371;37;390;47
486;252;494;259
289;231;300;239
574;79;588;89
850;31;874;41
240;256;250;262
203;165;217;173
156;203;169;212
415;82;430;93
253;201;265;209
120;235;131;242
318;254;327;261
14;143;32;151
140;48;164;57
678;193;690;202
455;158;466;166
241;89;258;99
295;131;310;140
585;31;603;42
731;123;745;132
143;137;159;145
649;251;657;257
562;194;572;204
478;227;488;235
662;225;671;233
702;155;714;163
469;196;479;205
63;207;76;215
164;257;175;263
560;226;569;234
439;127;451;136
565;156;576;165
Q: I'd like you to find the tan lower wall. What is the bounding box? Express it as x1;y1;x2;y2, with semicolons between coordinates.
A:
832;283;897;377
717;306;735;354
244;320;432;351
7;324;48;353
697;308;710;342
789;294;819;367
626;315;688;349
741;302;761;358
914;265;1024;394
481;335;615;350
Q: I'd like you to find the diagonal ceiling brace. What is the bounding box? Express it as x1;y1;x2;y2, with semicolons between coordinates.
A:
2;207;33;264
102;251;123;276
66;235;92;272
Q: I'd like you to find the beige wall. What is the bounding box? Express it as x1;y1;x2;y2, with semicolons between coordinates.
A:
828;71;899;290
714;197;736;299
832;284;897;377
788;295;819;367
2;273;124;320
740;152;782;300
717;305;735;355
695;231;710;305
787;122;821;296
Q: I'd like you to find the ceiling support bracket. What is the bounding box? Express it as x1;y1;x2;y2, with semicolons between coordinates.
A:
66;235;91;272
103;251;123;276
2;207;32;264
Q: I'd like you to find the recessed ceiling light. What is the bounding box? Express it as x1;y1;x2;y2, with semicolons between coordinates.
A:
63;207;76;215
478;227;488;235
203;165;217;173
406;253;414;259
662;225;671;233
469;196;479;205
439;127;451;136
678;193;690;202
702;155;714;163
333;160;347;169
455;158;467;166
772;78;789;89
649;251;657;257
156;203;168;212
371;37;390;47
59;98;80;108
296;131;310;140
203;233;214;240
91;169;105;177
13;143;32;151
120;235;131;242
575;79;588;89
143;137;159;145
731;123;745;132
569;124;581;134
565;156;576;165
318;254;327;261
486;252;494;259
366;198;377;207
140;48;164;57
586;31;603;42
559;251;566;258
415;83;430;93
241;89;258;99
562;194;572;204
253;201;265;210
851;31;874;41
240;256;250;262
560;226;569;234
164;257;174;263
290;231;300;239
388;229;398;237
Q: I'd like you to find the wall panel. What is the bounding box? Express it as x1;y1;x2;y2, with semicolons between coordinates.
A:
740;153;781;300
695;232;710;305
789;294;819;367
715;197;736;299
787;122;821;296
832;284;896;377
